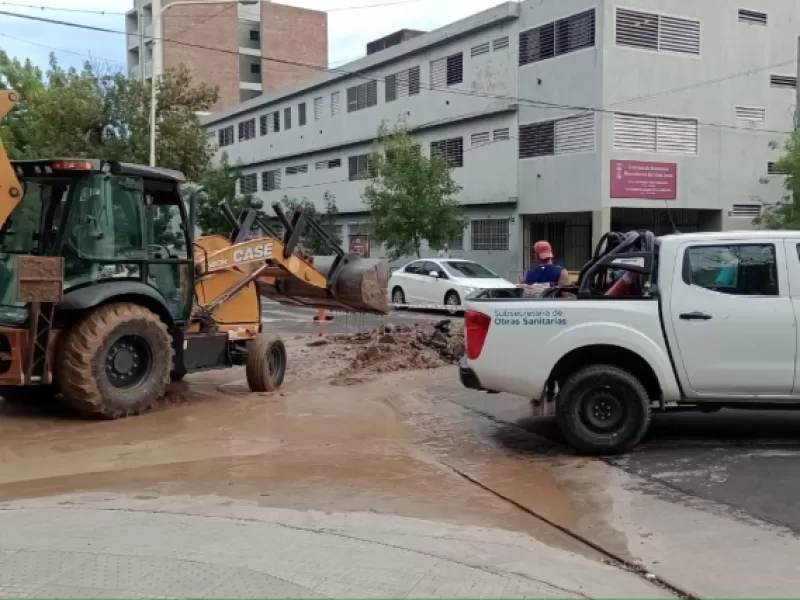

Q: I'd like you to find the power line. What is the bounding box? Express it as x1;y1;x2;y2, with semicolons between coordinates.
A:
0;8;795;136
0;0;421;15
0;32;126;65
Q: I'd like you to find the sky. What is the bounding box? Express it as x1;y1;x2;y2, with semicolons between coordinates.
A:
0;0;507;73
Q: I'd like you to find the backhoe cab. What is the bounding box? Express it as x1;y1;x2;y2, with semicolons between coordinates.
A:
0;90;389;418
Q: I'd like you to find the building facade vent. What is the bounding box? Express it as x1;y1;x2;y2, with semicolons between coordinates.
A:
735;106;766;121
616;8;700;55
770;74;797;89
730;204;762;218
738;9;767;24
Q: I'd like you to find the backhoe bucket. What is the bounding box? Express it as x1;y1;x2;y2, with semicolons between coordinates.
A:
257;254;390;315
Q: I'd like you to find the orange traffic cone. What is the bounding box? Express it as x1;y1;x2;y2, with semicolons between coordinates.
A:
313;308;334;324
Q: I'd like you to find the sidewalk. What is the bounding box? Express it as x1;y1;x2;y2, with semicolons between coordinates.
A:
0;493;670;598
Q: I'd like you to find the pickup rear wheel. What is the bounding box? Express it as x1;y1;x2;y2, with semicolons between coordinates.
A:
556;364;651;455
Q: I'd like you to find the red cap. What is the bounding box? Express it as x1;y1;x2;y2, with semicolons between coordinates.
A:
533;240;554;260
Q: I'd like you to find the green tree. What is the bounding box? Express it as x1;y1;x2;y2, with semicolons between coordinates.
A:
757;135;800;229
0;51;217;180
193;152;260;235
363;121;465;260
280;190;342;254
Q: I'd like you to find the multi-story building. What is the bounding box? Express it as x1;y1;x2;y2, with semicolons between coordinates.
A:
202;0;798;277
125;0;327;108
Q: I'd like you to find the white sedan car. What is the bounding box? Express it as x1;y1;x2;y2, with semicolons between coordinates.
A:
388;258;515;310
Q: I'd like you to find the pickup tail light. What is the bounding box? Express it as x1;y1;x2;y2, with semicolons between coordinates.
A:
465;309;491;360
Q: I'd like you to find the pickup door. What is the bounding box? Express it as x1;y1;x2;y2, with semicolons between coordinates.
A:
663;238;797;398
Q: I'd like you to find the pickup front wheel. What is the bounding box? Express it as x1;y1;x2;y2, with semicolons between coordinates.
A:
556;364;651;455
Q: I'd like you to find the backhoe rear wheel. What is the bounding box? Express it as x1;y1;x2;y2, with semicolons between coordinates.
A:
56;303;173;419
246;333;286;393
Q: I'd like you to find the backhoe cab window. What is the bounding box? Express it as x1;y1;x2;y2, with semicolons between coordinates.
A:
69;174;145;261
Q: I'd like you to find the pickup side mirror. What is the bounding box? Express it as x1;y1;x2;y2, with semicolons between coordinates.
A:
428;270;440;278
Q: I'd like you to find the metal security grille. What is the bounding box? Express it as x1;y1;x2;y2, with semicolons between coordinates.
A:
471;132;490;146
261;169;281;191
348;155;374;180
285;164;308;176
770;75;797;89
239;173;257;194
259;111;280;135
731;204;762;218
430;137;464;168
238;119;255;141
616;8;700;55
450;227;465;250
613;113;697;154
331;91;340;116
738;9;767;24
298;102;307;126
735;106;766;121
284;107;292;130
471;42;490;57
314;97;323;120
314;159;341;170
519;9;594;66
492;36;509;50
347;81;378;112
471;219;509;251
218;125;234;147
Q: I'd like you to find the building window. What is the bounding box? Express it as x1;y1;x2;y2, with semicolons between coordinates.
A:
260;110;279;135
315;158;341;170
284;107;292;129
471;42;490;57
493;127;510;141
385;66;420;102
519;9;595;66
612;113;697;154
298;102;307;126
314;96;323;120
239;173;258;195
770;75;797;89
430;137;464;168
519;113;595;158
768;162;788;175
218;125;234;147
471;219;509;251
331;90;340;116
346;80;378;113
615;8;700;55
492;36;509;50
684;244;777;296
348;154;374;180
249;29;260;42
285;164;308;176
730;204;761;218
238;118;256;141
735;106;766;122
262;169;281;191
738;9;767;25
249;63;260;75
430;53;463;88
471;131;490;146
449;227;465;250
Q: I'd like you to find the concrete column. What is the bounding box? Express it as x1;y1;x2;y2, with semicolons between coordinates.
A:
591;207;611;249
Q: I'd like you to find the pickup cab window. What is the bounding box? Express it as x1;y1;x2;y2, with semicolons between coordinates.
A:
682;244;778;296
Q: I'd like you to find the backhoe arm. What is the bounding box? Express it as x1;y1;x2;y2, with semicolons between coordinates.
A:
0;91;23;228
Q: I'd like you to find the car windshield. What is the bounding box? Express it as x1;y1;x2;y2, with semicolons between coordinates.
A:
0;178;72;321
443;261;498;279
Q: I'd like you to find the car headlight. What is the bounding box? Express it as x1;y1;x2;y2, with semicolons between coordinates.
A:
462;287;476;295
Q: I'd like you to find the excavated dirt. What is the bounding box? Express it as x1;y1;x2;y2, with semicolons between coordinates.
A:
324;319;465;384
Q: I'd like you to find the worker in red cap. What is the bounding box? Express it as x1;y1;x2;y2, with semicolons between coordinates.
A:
521;240;570;289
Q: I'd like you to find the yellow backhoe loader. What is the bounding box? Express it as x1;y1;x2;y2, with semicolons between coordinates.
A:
0;90;389;418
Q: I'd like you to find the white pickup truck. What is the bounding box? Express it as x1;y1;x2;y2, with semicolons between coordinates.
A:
460;229;800;454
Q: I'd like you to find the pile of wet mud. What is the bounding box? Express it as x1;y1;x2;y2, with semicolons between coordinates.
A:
308;320;464;384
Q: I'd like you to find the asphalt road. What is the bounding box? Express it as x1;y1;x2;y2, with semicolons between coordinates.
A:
441;384;800;534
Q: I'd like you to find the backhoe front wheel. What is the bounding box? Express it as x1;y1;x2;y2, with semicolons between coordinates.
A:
56;303;173;419
246;333;287;392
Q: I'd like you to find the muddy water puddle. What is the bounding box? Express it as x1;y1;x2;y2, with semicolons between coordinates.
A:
0;339;620;560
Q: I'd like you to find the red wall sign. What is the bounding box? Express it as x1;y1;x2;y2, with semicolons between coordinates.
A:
610;160;677;200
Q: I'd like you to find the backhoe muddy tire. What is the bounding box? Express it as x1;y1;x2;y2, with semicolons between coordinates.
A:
170;371;186;382
246;333;286;393
556;364;651;456
56;303;173;420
